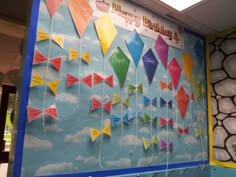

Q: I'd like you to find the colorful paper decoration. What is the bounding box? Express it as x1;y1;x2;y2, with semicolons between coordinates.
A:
111;113;129;127
125;30;144;67
109;47;130;88
95;15;117;55
112;93;129;107
128;83;143;95
142;135;158;150
37;29;64;48
69;48;90;64
90;123;111;142
160;80;172;90
66;73;92;88
194;40;204;66
160;97;172;109
45;0;63;16
176;87;190;119
27;104;58;122
33;50;62;71
143;96;157;106
160;139;173;151
30;73;60;94
191;74;204;102
91;97;112;113
194;128;205;138
94;73;113;87
168;57;182;89
182;52;194;82
128;109;143;119
160;117;174;128
67;0;93;37
142;48;158;85
177;126;189;136
143;113;157;127
154;35;169;69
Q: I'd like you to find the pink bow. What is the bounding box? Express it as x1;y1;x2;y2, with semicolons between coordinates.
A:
160;117;173;128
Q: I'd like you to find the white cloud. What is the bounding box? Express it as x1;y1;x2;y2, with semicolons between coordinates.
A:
182;80;190;87
39;1;49;15
184;135;199;144
91;94;110;100
76;155;97;164
65;127;89;143
102;118;111;125
137;156;159;167
56;92;78;104
106;158;131;167
157;130;176;139
84;36;91;41
139;127;150;133
64;34;79;43
195;152;207;161
24;134;53;149
90;112;100;118
91;40;100;45
54;12;64;21
119;134;142;146
175;153;192;161
92;56;99;62
44;124;64;132
162;74;168;79
128;67;135;74
35;162;77;176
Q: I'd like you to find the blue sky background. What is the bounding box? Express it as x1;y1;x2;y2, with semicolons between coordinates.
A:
21;0;208;176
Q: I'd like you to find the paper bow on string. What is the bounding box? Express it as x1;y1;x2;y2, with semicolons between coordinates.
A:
143;113;157;127
194;128;205;138
111;113;129;127
142;135;158;150
37;29;64;48
128;109;143;120
30;72;60;95
27;104;58;122
66;73;92;88
160;80;172;90
94;73;113;87
143;96;157;106
160;97;172;109
91;97;111;113
188;93;195;101
128;83;143;95
69;48;90;64
33;50;62;71
177;126;189;135
90;123;111;142
160;138;173;151
112;93;129;107
160;117;174;128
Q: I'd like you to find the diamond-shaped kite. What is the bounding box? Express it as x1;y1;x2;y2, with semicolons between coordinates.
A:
168;58;182;89
154;35;169;69
45;0;63;17
176;86;189;119
182;52;194;82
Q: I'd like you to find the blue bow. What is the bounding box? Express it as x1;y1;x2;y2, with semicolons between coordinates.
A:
143;96;157;106
111;113;129;127
160;97;172;109
128;109;143;120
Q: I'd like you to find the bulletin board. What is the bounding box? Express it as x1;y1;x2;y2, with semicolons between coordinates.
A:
14;0;208;176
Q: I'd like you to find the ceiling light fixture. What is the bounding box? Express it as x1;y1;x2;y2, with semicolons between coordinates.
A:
160;0;203;12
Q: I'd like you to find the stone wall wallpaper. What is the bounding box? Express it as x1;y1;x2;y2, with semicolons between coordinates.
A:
209;30;236;163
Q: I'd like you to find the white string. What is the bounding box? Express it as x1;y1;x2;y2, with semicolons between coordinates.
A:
165;71;169;177
42;17;54;131
121;88;124;145
150;86;154;163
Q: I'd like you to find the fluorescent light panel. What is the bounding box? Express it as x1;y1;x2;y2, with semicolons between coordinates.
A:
160;0;203;12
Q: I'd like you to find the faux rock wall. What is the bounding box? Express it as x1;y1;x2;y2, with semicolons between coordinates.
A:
209;31;236;162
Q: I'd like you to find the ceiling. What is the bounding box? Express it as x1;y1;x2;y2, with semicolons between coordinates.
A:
0;0;236;86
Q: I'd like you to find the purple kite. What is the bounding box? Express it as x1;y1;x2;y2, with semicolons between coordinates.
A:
154;35;169;69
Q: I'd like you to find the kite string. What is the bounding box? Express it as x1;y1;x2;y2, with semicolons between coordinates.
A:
42;16;54;131
165;73;169;177
150;86;153;163
121;88;124;145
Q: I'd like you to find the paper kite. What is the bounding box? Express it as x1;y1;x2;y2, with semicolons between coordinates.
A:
160;97;172;109
160;117;173;128
91;97;111;113
112;93;129;107
142;48;158;85
109;47;130;88
27;104;58;122
177;126;189;136
69;48;90;64
160;139;173;151
90;123;111;142
125;30;144;67
160;80;172;90
94;73;113;87
143;113;157;127
191;74;204;102
128;109;143;119
194;128;205;138
168;58;182;89
181;52;194;82
111;113;129;127
143;96;157;106
37;29;64;48
45;0;63;17
95;15;117;55
66;73;92;88
154;35;169;69
142;135;158;150
30;72;60;95
67;0;93;37
33;50;62;71
128;83;143;95
176;87;191;119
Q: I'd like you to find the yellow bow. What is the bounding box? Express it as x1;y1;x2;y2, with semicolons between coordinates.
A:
194;128;205;138
37;29;64;48
112;93;130;107
69;48;90;64
142;135;158;150
90;124;111;142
